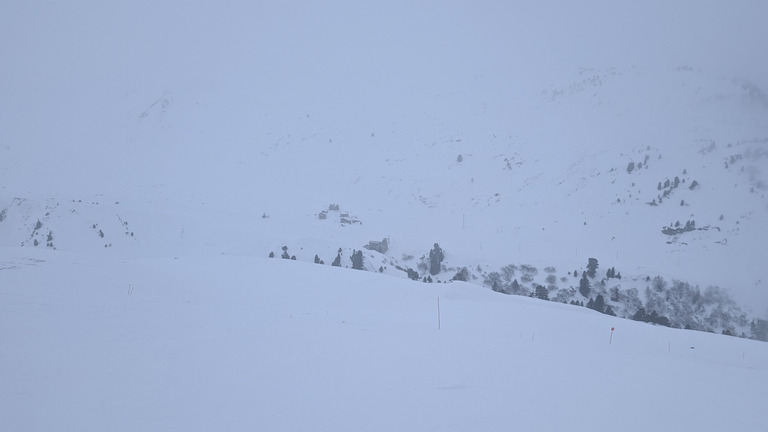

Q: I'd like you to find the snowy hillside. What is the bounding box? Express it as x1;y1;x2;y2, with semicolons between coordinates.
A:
2;2;767;317
1;1;768;427
2;248;767;431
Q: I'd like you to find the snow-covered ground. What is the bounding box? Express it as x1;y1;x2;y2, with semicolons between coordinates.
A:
1;1;768;429
2;248;767;431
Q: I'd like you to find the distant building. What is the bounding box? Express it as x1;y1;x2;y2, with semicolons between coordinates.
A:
364;238;389;254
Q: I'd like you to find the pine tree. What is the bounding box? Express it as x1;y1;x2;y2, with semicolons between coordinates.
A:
751;319;768;341
579;274;591;298
429;243;444;275
534;285;549;301
406;268;419;280
485;272;503;293
593;294;605;313
350;249;364;270
452;267;469;282
632;308;647;322
586;258;599;278
510;279;521;294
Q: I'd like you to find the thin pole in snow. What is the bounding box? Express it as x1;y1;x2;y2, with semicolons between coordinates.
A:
437;297;441;330
609;327;614;344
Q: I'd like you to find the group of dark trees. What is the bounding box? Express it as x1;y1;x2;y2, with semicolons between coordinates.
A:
269;242;448;277
481;256;765;341
631;308;670;326
661;219;698;235
268;245;297;260
576;262;760;338
29;219;56;249
649;172;700;206
587;268;764;340
269;246;348;267
605;267;621;279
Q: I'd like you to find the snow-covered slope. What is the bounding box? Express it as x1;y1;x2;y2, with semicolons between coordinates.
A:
1;248;766;431
2;2;767;314
1;1;768;413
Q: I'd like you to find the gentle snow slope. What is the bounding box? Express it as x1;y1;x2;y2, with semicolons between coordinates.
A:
1;248;766;431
